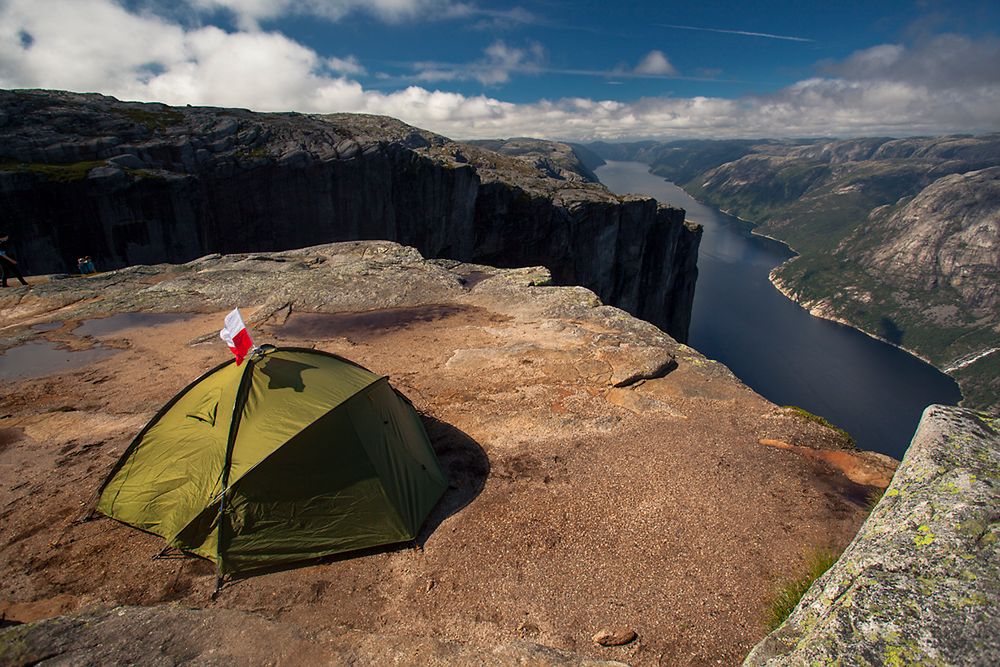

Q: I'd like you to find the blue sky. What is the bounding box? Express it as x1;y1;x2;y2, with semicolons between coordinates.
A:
2;0;1000;140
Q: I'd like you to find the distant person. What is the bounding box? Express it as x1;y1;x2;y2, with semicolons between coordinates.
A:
0;233;28;287
78;256;96;274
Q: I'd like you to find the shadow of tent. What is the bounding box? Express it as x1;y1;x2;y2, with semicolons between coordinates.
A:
416;414;490;543
223;413;489;583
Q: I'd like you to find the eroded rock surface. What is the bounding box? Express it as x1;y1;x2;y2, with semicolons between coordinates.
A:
0;242;892;665
861;168;1000;318
745;405;1000;666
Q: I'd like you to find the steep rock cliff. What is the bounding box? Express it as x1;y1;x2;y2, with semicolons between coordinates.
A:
0;90;700;341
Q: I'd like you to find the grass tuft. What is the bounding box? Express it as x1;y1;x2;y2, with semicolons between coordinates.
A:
767;548;841;631
865;487;886;513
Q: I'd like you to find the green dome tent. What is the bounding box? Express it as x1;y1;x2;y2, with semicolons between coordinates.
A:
96;346;447;579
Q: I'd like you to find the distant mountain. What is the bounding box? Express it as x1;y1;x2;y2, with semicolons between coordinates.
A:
587;135;1000;412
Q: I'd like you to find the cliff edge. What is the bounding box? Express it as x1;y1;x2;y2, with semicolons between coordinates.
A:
0;89;699;342
745;404;1000;666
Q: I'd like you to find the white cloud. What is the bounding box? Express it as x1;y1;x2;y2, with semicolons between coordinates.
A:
633;50;677;76
445;4;538;30
182;0;463;29
414;40;545;85
2;0;999;141
827;34;1000;89
0;0;186;92
327;55;366;76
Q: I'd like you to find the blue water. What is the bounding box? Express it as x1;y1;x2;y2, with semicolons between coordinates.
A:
596;160;962;459
0;341;118;381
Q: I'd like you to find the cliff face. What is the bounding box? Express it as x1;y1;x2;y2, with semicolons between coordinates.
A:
0;90;700;342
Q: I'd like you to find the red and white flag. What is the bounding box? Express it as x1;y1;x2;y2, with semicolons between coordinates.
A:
220;308;255;365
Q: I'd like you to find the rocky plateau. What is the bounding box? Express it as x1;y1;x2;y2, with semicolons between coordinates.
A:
0;241;897;665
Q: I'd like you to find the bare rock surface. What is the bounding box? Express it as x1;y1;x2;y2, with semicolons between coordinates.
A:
0;604;628;667
861;167;1000;318
745;405;1000;666
465;138;602;183
0;242;892;666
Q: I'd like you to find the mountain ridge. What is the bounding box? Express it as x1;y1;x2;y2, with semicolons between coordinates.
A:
584;136;1000;412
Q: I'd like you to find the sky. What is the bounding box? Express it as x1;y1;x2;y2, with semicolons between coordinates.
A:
2;0;1000;141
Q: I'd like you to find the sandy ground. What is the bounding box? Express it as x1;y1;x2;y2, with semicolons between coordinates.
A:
0;252;896;666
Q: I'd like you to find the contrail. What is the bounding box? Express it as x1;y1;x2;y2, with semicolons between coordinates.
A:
659;23;814;43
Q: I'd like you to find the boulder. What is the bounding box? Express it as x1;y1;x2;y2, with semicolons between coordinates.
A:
745;405;1000;666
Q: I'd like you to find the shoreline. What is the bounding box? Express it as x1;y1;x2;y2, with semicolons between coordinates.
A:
684;185;968;397
767;267;938;366
766;261;974;409
599;164;969;406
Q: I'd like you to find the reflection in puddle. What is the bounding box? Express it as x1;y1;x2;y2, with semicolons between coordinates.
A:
30;322;63;332
278;305;471;340
0;341;118;381
73;312;195;337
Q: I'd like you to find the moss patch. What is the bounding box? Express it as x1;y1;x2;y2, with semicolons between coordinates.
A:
914;524;936;547
113;106;184;132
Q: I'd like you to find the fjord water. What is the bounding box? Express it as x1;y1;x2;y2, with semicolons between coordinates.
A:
596;161;961;459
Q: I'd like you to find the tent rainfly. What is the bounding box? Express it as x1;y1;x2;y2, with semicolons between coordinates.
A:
95;346;447;579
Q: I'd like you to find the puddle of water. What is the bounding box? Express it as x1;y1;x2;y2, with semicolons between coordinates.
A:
278;305;471;340
0;341;119;382
73;312;196;337
30;322;63;332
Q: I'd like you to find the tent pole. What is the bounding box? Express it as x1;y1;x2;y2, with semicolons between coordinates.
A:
213;355;256;595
